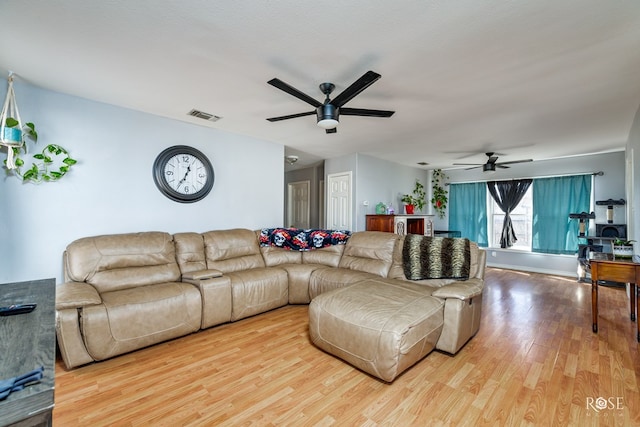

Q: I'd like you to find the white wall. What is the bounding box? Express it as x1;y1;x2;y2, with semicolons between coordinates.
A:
324;153;430;231
0;82;284;284
355;154;430;231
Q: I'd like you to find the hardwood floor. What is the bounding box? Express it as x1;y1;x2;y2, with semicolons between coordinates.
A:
53;268;640;426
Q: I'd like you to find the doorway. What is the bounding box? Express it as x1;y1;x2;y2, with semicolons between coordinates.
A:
287;180;310;228
326;171;352;230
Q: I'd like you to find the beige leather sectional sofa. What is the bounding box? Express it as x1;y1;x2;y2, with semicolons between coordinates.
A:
56;228;486;376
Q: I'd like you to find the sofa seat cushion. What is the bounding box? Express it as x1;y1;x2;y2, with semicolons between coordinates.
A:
81;282;202;361
308;268;379;300
309;279;444;382
278;263;331;304
226;268;289;321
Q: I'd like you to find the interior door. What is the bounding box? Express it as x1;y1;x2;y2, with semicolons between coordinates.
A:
326;172;352;230
287;180;310;228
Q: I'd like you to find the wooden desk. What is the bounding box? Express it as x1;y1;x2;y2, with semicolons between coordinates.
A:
0;279;56;426
590;256;639;342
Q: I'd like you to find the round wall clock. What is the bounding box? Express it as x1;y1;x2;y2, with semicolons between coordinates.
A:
152;145;214;203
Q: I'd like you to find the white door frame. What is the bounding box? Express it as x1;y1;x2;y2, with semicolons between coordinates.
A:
326;171;353;230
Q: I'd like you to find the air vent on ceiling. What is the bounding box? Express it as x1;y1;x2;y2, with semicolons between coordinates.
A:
187;109;222;122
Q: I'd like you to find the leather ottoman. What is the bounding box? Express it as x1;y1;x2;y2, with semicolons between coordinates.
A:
308;279;444;382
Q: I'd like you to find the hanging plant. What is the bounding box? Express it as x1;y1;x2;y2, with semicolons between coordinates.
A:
1;74;77;182
431;169;448;219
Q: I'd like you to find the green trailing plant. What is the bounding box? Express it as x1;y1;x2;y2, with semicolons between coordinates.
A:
401;179;426;211
431;168;448;219
3;119;77;182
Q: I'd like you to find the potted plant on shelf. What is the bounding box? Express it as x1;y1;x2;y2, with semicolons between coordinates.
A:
612;239;635;259
401;179;426;214
431;169;448;219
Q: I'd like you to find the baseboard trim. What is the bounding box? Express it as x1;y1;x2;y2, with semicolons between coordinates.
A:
486;262;577;279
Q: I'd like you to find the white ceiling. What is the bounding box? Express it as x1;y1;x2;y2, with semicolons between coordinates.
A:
1;1;639;170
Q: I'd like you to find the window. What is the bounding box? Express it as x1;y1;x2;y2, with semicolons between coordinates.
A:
449;174;591;254
488;185;533;250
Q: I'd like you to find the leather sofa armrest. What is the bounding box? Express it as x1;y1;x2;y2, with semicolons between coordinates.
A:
431;278;484;301
182;269;223;281
56;281;102;310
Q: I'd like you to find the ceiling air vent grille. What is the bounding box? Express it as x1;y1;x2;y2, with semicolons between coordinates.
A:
187;109;222;122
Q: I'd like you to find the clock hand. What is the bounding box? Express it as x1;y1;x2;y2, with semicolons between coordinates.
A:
178;165;192;186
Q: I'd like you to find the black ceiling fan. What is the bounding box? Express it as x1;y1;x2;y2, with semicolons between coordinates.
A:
453;152;533;172
266;70;395;133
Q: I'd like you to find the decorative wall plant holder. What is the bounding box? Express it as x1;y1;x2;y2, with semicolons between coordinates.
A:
1;73;76;182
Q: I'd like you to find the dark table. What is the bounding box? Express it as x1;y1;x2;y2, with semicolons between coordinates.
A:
590;255;640;342
0;279;56;427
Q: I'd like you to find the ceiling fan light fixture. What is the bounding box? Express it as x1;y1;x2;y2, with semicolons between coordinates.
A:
317;104;339;129
285;155;298;165
483;163;496;172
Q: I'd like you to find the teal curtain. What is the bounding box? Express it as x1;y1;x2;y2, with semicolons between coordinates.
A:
448;182;488;247
532;175;592;254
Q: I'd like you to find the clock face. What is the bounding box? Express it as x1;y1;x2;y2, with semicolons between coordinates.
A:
163;153;208;195
153;146;214;203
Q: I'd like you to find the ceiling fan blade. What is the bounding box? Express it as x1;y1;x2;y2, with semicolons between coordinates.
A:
496;164;510;169
326;127;337;134
464;165;482;170
496;159;533;166
340;107;395;118
453;163;483;166
267;78;323;108
330;71;382;108
266;111;315;122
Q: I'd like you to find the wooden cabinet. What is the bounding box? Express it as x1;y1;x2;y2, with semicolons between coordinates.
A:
366;215;395;233
366;215;433;236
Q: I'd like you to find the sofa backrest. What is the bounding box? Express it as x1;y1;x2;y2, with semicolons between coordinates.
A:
260;246;303;266
257;229;347;267
203;228;265;273
387;236;485;285
173;232;207;275
64;232;181;293
302;244;345;267
338;231;399;277
256;230;303;266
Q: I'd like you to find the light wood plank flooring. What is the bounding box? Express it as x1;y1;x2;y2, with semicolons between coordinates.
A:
53;268;640;426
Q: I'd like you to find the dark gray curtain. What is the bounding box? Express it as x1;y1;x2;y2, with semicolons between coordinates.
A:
487;179;532;248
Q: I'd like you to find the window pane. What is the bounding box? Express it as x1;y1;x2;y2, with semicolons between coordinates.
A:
490;186;533;250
